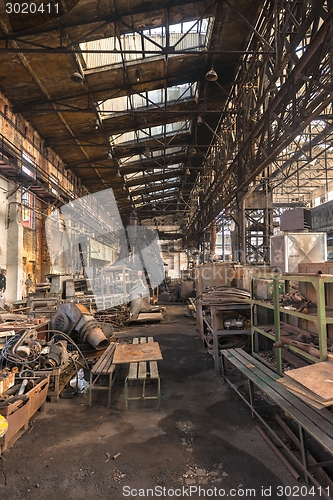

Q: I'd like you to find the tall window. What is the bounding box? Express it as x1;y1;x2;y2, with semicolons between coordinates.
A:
22;191;35;229
22;151;36;179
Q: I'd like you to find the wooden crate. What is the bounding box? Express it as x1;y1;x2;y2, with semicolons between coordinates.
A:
0;371;15;395
0;376;49;454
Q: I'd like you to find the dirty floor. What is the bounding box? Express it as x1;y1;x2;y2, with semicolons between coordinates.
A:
0;303;324;499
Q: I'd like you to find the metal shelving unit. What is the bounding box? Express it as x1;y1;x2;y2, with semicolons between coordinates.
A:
250;271;333;376
197;288;251;375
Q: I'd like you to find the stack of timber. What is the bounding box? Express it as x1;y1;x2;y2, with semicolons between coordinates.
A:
278;361;333;409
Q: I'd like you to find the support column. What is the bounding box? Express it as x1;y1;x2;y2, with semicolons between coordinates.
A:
6;192;23;303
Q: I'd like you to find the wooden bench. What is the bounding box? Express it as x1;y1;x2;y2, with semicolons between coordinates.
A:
221;348;333;495
125;337;161;410
89;342;118;408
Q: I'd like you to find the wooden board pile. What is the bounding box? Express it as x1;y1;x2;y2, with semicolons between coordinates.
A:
278;361;333;409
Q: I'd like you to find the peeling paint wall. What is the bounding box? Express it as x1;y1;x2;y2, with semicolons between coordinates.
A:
0;91;80;303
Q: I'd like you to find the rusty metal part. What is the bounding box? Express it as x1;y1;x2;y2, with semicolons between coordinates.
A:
42;341;69;369
50;303;108;350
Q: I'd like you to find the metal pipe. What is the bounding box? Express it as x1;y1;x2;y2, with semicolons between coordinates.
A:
18;379;28;396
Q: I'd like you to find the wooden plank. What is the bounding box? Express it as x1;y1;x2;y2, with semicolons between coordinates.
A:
92;352;114;374
106;362;116;374
149;361;159;379
284;361;333;402
138;362;147;379
277;378;328;409
128;363;138;380
91;344;116;374
130;312;163;323
113;342;162;364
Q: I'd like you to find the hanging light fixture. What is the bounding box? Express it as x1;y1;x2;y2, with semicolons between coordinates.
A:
107;149;112;158
135;68;141;82
115;169;121;177
205;68;218;82
71;71;84;83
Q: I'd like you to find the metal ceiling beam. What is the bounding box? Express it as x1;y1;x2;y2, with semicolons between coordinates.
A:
184;0;333;246
0;0;217;42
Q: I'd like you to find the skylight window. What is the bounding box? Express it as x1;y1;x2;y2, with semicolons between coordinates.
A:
110;121;191;146
128;178;180;194
98;84;197;118
124;166;182;183
118;147;184;166
80;18;212;69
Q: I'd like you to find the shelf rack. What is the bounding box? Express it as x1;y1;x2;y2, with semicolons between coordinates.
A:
250;271;333;376
197;289;251;374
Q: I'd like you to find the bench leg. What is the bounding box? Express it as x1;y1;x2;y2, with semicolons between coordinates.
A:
107;374;112;409
221;353;226;379
157;377;161;409
89;373;93;407
125;376;129;410
299;425;309;483
248;379;255;418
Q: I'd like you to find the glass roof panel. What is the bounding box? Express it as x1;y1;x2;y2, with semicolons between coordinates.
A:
128;178;180;193
124;166;182;182
110;120;191;146
80;18;212;69
118;147;184;165
98;83;197;118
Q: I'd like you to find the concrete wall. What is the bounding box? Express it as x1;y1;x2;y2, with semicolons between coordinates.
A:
0;91;79;303
0;178;9;271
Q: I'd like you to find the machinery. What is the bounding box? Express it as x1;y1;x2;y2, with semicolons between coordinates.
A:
50;303;108;350
0;329;70;371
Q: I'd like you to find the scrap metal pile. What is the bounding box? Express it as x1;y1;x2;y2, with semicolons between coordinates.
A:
0;328;77;373
265;290;312;313
0;303;114;403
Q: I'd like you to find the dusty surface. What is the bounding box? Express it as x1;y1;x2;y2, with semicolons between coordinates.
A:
0;303;324;499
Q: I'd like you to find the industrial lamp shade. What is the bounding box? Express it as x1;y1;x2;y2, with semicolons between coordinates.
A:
71;72;83;83
205;68;218;81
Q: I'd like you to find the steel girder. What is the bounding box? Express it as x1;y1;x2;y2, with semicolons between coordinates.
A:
184;0;333;247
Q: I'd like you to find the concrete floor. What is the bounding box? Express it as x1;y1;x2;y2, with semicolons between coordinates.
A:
0;303;324;499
